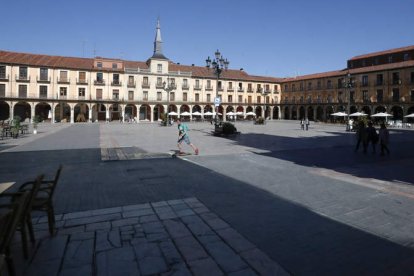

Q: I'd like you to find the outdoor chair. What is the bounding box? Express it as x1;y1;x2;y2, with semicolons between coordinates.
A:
0;175;44;260
0;190;31;276
20;165;63;236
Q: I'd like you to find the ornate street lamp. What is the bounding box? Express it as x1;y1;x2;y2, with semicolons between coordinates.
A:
206;50;229;126
163;77;176;126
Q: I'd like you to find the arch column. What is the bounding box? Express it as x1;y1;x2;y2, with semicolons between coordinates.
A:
149;104;155;122
105;104;110;123
30;103;35;123
120;104;125;123
9;101;14;121
51;103;56;124
135;104;140;122
88;104;92;123
70;103;75;124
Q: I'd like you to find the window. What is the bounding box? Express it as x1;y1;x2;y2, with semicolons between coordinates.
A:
337;78;343;89
350;91;355;102
60;87;67;97
292;84;296;92
404;53;409;61
362;90;369;102
228;95;232;103
183;93;187;101
228;82;233;89
257;96;261;104
97;62;102;68
195;79;200;89
157;64;162;73
143;91;148;101
128;91;134;100
392;72;400;85
143;77;149;85
238;82;243;90
274;85;278;93
206;94;211;102
60;71;68;82
338;91;343;103
307;82;312;90
79;72;86;83
157;92;162;101
0;84;5;97
97;72;103;83
317;81;321;89
39;85;47;98
157;77;162;86
112;63;117;69
248;96;252;103
96;89;103;99
392;88;399;102
207;80;211;89
257;84;262;92
18;85;27;97
238;95;243;103
362;75;368;86
128;76;134;85
40;68;48;81
376;90;383;103
195;93;199;102
248;83;252;92
183;79;188;88
388;55;393;63
327;80;332;89
112;90;119;100
113;74;120;84
19;67;28;79
376;74;383;85
78;88;85;97
0;65;6;79
170;92;175;101
218;81;222;90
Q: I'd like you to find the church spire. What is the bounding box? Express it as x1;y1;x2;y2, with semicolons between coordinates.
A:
151;18;168;60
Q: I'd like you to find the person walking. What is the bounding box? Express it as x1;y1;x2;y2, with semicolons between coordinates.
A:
379;123;390;156
354;121;367;153
366;121;378;154
300;119;305;130
176;119;199;155
305;118;309;131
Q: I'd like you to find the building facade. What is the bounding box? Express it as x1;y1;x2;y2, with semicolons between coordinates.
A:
0;20;282;124
280;46;414;121
1;20;414;124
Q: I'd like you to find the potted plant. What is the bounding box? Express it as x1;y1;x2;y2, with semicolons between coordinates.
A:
33;115;40;134
11;116;21;138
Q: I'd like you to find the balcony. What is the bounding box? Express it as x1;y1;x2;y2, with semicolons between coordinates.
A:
39;93;48;99
227;88;234;92
127;81;136;88
37;76;51;83
194;85;202;90
205;86;213;91
218;87;223;92
392;79;401;85
94;80;105;86
0;74;9;81
111;81;122;86
156;82;164;89
264;89;272;93
375;80;384;86
57;77;70;84
182;85;190;90
77;78;88;85
141;82;150;88
78;96;86;100
15;75;30;82
237;88;244;92
247;88;253;93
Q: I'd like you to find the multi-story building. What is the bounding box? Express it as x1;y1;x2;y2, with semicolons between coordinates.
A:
280;45;414;121
1;19;413;124
0;20;282;123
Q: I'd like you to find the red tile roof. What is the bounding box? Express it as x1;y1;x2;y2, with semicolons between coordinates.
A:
349;45;414;61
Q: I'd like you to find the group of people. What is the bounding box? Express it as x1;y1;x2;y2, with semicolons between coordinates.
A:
355;121;390;156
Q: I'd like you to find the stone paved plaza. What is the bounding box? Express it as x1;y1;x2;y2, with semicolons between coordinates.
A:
1;120;414;275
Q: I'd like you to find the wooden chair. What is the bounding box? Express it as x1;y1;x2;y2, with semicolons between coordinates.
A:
0;191;31;276
20;165;63;236
0;175;44;260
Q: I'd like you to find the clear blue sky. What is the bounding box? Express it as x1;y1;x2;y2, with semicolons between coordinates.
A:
1;0;413;77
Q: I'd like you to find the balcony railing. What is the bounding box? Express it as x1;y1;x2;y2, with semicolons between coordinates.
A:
111;81;122;86
141;82;150;88
39;93;48;99
194;85;202;90
15;75;30;82
156;82;164;89
205;86;213;91
77;78;88;85
57;77;70;84
37;76;51;83
182;85;190;90
127;81;136;88
94;80;105;86
238;88;244;92
247;88;253;92
227;88;234;92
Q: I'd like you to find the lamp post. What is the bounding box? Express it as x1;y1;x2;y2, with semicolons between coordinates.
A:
206;50;229;126
343;72;354;130
163;77;176;126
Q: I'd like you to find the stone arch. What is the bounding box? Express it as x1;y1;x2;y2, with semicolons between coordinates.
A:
374;105;386;113
391;106;403;120
74;103;89;122
168;104;178;113
204;105;213;113
14;101;31;122
255;106;262;117
284;106;290;120
125;104;137;121
299;106;305;119
350;106;358;114
180;105;190;113
0;101;10;120
307;106;314;120
192;105;202;113
109;104;121;121
139;104;151;121
35;102;51;122
246;106;253;113
316;106;324;121
272;106;279;119
153;104;164;121
55;103;71;123
361;106;371;116
226;105;234;113
291;106;297;120
92;104;106;122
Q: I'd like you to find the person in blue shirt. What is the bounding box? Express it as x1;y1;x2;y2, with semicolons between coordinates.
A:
176;119;199;155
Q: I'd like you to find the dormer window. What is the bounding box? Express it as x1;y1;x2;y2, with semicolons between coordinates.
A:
112;63;117;69
97;62;102;68
157;64;162;73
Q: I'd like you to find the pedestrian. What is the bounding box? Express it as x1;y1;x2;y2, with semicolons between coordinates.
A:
300;119;305;130
378;123;390;156
354;121;367;153
366;121;378;154
305;117;309;131
176;119;199;155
